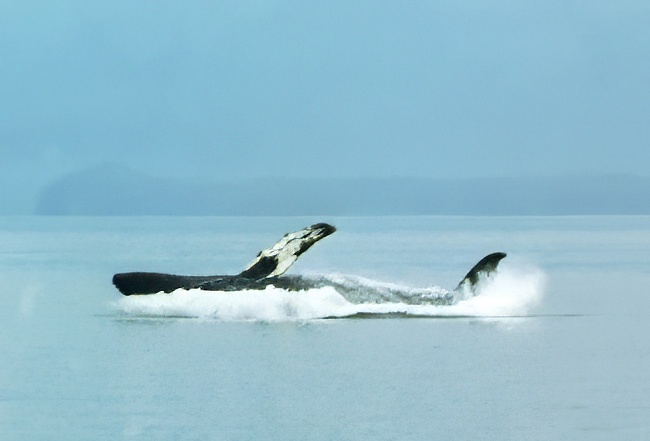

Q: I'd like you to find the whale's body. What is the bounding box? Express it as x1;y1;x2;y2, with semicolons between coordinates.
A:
112;223;506;298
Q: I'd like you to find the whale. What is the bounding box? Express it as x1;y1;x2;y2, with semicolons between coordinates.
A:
112;223;506;299
113;223;337;295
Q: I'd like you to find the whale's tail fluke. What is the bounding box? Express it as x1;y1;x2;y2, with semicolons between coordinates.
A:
455;252;507;293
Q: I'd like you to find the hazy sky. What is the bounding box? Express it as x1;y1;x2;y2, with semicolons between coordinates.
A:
1;1;649;212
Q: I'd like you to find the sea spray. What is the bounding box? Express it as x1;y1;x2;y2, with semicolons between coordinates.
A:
448;264;546;317
117;285;356;321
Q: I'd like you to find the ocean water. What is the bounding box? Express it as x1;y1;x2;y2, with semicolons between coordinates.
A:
1;216;649;440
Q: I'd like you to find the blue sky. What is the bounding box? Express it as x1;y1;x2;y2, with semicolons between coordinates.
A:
1;1;649;213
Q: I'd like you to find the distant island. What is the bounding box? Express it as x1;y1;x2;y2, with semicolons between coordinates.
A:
35;164;650;216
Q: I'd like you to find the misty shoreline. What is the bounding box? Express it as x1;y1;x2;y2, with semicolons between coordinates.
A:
33;164;650;216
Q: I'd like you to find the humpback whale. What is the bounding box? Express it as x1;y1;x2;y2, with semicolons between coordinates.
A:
112;223;506;300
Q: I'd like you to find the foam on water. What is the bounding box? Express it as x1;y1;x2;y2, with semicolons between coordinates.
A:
446;264;545;317
115;265;545;322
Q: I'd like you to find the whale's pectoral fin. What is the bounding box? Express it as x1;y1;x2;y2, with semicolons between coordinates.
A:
238;223;336;280
455;252;507;293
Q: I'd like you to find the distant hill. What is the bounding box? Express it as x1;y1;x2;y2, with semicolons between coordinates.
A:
35;164;650;216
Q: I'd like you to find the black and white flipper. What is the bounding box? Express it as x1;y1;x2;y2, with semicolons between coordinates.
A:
238;223;336;279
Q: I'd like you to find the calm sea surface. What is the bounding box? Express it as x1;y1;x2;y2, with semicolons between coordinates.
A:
1;216;649;440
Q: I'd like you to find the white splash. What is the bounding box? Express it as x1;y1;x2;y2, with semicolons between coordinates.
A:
116;285;355;321
447;264;546;317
